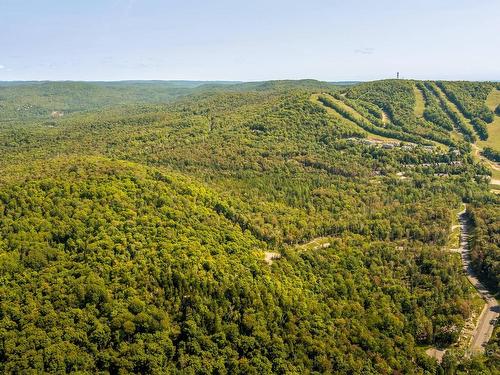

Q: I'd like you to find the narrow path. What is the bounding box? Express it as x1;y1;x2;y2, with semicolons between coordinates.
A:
472;144;500;172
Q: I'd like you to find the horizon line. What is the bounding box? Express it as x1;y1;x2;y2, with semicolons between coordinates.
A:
0;78;499;83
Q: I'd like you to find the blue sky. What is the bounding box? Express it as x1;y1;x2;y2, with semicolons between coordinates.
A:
1;0;499;81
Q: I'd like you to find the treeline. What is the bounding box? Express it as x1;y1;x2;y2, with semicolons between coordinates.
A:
417;82;454;131
0;81;198;123
342;80;463;148
482;147;500;163
344;80;416;130
424;82;476;143
469;203;500;291
471;117;489;140
317;94;427;145
357;99;385;121
330;93;385;127
436;81;494;123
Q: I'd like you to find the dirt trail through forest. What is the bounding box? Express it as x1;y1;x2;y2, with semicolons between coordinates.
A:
472;144;500;172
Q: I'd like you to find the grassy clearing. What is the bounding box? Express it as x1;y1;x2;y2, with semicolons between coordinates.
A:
310;93;400;142
433;84;475;134
381;110;389;124
296;236;332;251
318;93;368;122
449;130;462;142
436;87;500;180
485;88;500;112
413;84;425;118
447;203;465;249
478;89;500;150
313;93;450;151
471;145;500;183
310;93;368;133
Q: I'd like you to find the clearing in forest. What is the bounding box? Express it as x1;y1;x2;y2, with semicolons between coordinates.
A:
296;237;332;252
478;89;500;150
263;251;281;265
472;144;500;173
471;144;500;191
413;84;425;117
310;93;401;143
380;110;389;125
428;83;475;139
471;89;500;186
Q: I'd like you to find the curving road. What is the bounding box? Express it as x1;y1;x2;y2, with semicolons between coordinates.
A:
427;208;499;362
456;208;499;354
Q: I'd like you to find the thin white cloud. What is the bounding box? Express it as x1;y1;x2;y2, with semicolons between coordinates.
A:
0;65;5;69
354;48;375;55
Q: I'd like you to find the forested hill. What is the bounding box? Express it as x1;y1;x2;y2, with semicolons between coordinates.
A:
0;79;499;373
0;80;341;123
317;80;498;149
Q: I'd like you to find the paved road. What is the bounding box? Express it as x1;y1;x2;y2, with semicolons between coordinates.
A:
427;208;499;362
457;209;500;354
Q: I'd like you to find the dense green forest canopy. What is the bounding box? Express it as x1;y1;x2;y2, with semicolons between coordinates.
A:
0;79;498;374
0;80;348;124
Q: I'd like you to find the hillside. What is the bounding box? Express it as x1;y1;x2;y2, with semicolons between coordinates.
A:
0;80;341;125
0;80;499;374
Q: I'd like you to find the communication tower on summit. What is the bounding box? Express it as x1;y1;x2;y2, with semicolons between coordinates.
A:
397;72;400;79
